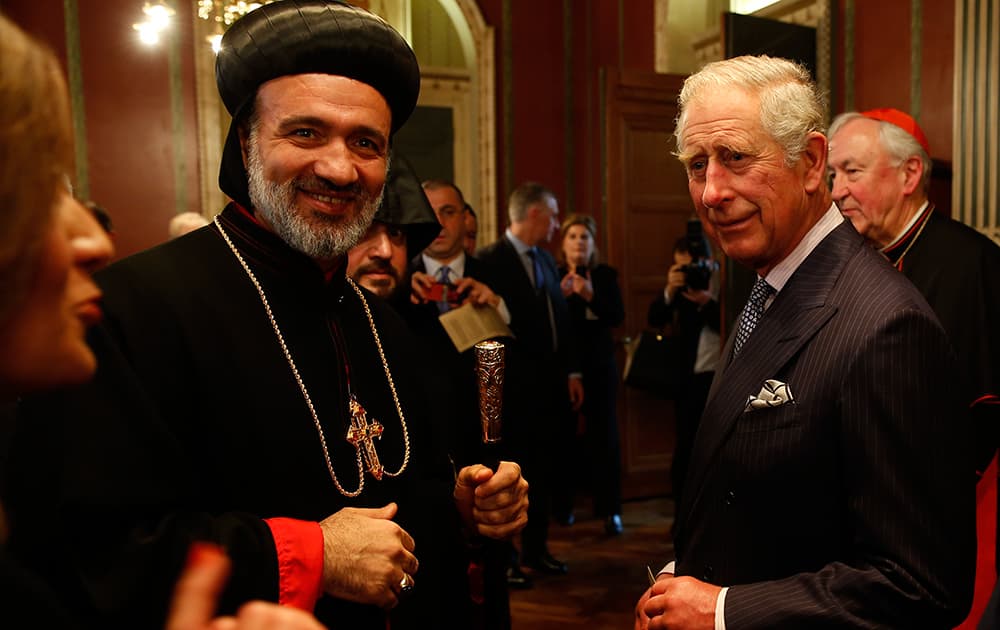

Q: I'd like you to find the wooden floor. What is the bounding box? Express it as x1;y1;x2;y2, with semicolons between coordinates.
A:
509;497;675;629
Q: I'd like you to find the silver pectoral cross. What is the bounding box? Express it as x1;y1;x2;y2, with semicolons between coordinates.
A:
345;395;385;480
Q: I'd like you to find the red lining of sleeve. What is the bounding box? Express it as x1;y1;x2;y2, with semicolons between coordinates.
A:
264;517;323;611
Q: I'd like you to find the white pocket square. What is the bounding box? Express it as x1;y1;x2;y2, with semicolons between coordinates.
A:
744;379;794;412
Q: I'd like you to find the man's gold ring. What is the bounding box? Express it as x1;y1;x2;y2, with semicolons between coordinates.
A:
399;573;414;594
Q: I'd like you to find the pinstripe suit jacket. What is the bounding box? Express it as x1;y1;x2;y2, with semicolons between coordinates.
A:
673;221;975;628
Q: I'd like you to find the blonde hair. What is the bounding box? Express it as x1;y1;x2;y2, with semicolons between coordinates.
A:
675;55;826;166
0;13;74;325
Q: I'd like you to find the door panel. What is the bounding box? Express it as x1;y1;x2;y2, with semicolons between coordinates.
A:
604;69;691;500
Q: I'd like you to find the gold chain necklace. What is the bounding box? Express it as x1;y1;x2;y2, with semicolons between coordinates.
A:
214;217;410;497
890;204;934;271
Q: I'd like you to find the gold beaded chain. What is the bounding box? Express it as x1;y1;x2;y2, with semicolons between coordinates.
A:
214;217;410;497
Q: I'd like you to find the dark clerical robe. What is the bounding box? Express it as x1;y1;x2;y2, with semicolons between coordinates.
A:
883;205;1000;465
3;204;468;629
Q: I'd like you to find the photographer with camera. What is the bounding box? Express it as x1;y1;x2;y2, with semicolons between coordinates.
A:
647;222;720;517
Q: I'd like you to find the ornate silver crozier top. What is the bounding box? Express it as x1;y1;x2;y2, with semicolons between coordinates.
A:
474;340;504;443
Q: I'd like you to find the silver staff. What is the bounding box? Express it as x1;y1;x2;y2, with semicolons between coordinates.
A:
474;340;504;445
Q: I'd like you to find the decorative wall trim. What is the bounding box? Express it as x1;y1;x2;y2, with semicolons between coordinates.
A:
598;66;607;247
654;0;668;73
63;0;89;199
910;0;922;120
193;10;226;217
169;7;187;215
844;0;854;111
563;0;574;213
502;0;513;208
585;0;596;221
369;0;412;42
436;0;498;242
617;0;624;70
418;68;472;205
954;0;999;242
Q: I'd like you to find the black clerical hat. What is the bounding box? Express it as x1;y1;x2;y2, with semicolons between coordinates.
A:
215;0;420;209
377;154;440;256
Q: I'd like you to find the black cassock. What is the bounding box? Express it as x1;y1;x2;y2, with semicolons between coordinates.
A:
885;207;1000;466
3;204;468;629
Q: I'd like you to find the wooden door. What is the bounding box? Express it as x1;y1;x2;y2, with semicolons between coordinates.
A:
603;69;692;500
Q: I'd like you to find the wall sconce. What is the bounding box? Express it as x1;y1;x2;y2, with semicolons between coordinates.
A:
133;2;175;46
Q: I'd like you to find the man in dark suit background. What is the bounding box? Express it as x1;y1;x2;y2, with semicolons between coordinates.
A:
478;182;584;580
408;179;513;626
408;179;511;466
635;55;975;629
412;180;509;334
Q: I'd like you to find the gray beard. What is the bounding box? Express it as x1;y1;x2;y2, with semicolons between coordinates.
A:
245;136;382;261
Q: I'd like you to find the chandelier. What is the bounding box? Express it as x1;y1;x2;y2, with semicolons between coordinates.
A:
133;1;278;52
198;1;275;52
133;2;175;46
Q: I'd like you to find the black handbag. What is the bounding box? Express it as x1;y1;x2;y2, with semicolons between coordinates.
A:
623;330;684;398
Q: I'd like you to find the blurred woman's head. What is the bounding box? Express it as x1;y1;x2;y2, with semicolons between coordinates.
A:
559;214;597;268
0;14;112;399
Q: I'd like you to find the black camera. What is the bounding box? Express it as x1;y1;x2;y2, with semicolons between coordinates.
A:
680;259;714;291
679;219;714;291
684;218;708;259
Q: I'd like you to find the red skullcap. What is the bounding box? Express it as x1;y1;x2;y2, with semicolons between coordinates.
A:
860;108;931;156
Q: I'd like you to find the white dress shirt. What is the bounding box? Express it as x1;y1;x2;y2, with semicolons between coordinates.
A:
420;251;511;323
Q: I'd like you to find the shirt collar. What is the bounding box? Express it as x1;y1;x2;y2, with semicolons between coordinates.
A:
505;228;533;256
880;201;931;254
421;251;466;279
764;203;844;293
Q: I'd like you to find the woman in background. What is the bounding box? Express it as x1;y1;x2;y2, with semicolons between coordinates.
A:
0;13;322;629
558;214;626;535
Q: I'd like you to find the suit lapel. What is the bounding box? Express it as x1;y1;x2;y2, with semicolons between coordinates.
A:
500;237;534;288
538;250;561;298
465;255;480;280
676;222;862;543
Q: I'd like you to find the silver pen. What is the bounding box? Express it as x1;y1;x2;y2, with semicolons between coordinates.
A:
646;565;657;586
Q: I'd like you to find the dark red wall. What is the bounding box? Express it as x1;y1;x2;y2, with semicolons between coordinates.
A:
508;0;566;201
477;0;655;246
834;0;954;161
918;0;954;161
4;0;201;259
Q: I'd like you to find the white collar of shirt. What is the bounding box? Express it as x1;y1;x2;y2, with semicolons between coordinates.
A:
505;228;533;255
763;203;844;294
422;251;466;279
878;200;930;254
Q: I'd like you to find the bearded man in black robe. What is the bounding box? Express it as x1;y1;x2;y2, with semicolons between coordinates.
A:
2;2;528;628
